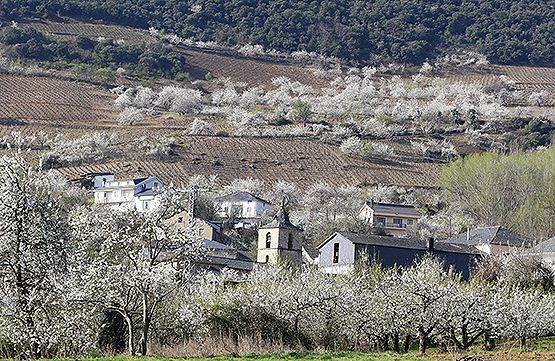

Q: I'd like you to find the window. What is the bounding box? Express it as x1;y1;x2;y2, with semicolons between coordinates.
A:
393;218;403;228
265;232;271;248
144;201;149;209
265;255;270;263
178;217;184;223
333;243;340;264
407;219;414;226
375;217;386;226
288;233;294;249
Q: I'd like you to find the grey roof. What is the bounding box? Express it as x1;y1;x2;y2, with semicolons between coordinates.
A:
215;191;270;204
322;231;482;255
368;201;421;218
528;237;555;253
260;208;302;230
202;239;235;251
203;255;254;271
302;242;319;259
135;188;163;197
440;226;532;247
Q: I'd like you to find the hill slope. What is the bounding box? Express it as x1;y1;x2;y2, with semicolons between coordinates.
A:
3;0;555;65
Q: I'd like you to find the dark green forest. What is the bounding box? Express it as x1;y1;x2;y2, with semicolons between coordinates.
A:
1;0;555;66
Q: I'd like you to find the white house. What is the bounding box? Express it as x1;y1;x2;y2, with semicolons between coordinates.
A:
92;174;165;212
359;201;421;237
214;191;271;227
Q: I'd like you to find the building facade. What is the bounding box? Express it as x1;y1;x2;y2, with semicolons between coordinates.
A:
439;226;532;255
359;201;421;237
318;231;482;279
257;209;303;266
92;174;165;211
214;191;272;228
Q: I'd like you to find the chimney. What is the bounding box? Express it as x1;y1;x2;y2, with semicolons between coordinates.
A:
426;237;435;252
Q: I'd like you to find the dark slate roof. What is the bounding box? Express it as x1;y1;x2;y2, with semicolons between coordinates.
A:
133;177;149;185
135;188;163;197
528;237;555;253
322;231;482;255
368;201;421;217
440;226;532;247
302;242;319;259
203;255;254;271
215;191;270;204
202;239;235;251
260;208;302;230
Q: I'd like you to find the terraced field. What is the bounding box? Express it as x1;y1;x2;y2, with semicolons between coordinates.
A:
0;74;118;126
20;20;153;44
18;20;327;88
57;136;441;189
444;64;555;106
178;47;328;89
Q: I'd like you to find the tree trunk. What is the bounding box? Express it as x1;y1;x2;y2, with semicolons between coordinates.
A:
122;313;135;356
25;308;40;359
520;336;526;350
418;329;427;354
392;333;400;353
484;331;495;351
17;268;40;359
139;294;151;356
461;324;469;350
403;335;411;353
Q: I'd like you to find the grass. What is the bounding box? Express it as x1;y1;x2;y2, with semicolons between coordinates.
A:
31;353;435;361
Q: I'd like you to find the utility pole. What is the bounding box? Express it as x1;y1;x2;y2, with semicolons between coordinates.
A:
177;185;209;223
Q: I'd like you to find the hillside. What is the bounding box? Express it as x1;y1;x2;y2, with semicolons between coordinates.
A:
0;74;118;127
57;136;440;189
0;20;553;192
3;0;555;66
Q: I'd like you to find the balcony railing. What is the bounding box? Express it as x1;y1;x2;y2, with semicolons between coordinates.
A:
376;222;408;229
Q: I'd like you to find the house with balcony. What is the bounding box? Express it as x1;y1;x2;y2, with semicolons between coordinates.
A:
214;191;272;228
359;201;421;237
92;174;165;212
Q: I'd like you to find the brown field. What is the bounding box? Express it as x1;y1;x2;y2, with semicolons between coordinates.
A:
56;136;440;189
0;74;118;127
16;20;555;94
3;20;555;189
444;64;555;106
20;20;153;44
17;20;327;88
178;47;329;89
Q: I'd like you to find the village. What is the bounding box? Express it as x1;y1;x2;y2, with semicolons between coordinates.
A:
88;172;550;278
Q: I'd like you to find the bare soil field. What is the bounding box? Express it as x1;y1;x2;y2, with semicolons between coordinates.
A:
444;64;555;106
17;20;328;89
20;20;154;44
177;47;329;89
0;74;118;126
56;136;441;189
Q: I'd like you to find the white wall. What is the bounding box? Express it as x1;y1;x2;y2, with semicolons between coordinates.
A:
217;199;270;218
318;233;355;273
